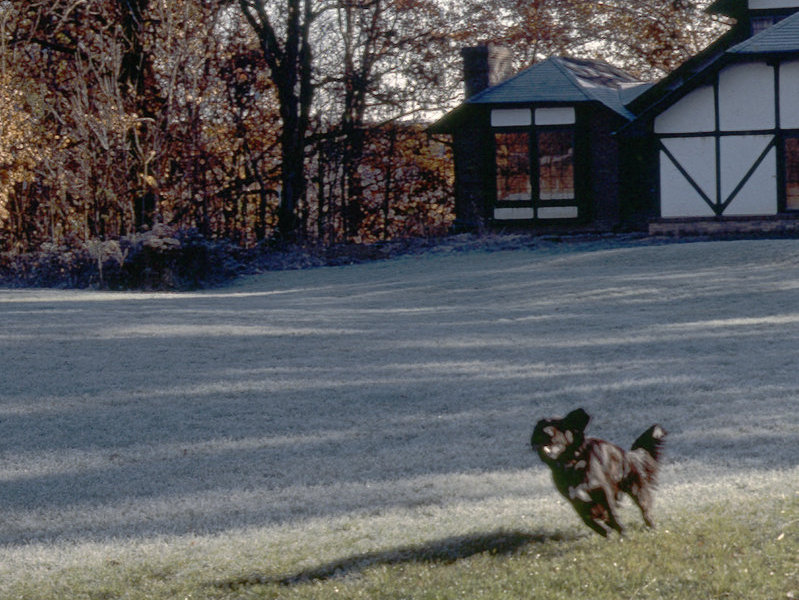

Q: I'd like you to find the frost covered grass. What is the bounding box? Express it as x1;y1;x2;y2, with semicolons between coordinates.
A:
1;237;798;598
4;495;798;599
219;495;797;600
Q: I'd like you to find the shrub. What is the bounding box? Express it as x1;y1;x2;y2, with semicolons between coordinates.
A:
0;226;242;290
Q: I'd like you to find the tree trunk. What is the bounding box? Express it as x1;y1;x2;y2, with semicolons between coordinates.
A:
238;0;315;241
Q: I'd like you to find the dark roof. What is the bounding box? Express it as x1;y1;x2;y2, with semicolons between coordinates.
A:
468;57;648;119
728;9;799;53
429;56;649;134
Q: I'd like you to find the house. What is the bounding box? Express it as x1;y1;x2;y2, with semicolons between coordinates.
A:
431;0;799;235
430;49;654;231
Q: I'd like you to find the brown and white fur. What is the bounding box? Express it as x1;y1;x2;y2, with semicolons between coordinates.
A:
531;408;666;537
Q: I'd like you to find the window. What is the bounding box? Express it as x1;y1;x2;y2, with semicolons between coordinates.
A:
493;126;578;221
785;137;799;211
538;130;575;200
751;15;784;36
495;132;531;202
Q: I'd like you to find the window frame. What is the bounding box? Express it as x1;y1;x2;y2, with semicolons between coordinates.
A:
491;118;580;222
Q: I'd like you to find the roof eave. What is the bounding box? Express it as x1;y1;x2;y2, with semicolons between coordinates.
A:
427;104;475;134
618;52;731;136
627;28;742;115
706;0;745;18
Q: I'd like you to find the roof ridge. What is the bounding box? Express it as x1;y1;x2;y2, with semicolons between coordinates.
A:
552;56;640;118
548;56;595;102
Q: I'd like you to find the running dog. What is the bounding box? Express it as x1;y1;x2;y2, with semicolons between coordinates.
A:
531;408;666;537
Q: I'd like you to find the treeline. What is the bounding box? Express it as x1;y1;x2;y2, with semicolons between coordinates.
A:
0;0;724;260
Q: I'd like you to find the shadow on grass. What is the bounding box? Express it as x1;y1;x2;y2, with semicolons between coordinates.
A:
215;529;576;590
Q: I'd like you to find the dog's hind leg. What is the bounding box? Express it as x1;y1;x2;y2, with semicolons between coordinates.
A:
631;486;656;528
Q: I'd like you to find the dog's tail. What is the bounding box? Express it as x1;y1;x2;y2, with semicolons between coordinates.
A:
630;424;667;485
632;424;667;461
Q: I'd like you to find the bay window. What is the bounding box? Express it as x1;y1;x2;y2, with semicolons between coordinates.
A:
493;124;578;220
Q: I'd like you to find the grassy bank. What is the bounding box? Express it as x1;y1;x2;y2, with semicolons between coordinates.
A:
6;493;796;600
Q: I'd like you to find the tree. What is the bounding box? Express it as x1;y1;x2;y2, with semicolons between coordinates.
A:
567;0;725;77
450;0;724;78
357;123;453;242
0;73;46;253
237;0;315;240
0;0;726;262
147;1;282;243
451;0;577;68
313;0;451;239
0;0;287;251
2;1;142;243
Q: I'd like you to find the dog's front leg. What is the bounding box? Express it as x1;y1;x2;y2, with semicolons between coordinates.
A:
570;500;613;537
594;487;625;536
569;489;614;537
582;512;613;537
569;485;622;537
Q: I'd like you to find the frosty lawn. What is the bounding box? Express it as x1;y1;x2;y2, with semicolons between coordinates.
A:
0;238;797;595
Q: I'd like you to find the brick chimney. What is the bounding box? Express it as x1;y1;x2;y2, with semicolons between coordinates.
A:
461;44;513;99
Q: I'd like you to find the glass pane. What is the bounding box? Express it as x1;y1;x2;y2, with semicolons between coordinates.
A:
495;132;531;201
786;138;799;210
752;16;782;36
538;130;574;200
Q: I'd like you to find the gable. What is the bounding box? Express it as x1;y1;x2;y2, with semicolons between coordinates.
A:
718;63;775;130
779;59;799;126
628;10;799;134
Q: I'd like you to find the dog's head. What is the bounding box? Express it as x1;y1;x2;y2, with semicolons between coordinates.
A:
531;408;590;464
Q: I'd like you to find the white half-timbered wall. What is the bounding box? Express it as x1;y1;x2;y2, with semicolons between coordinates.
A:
653;59;799;218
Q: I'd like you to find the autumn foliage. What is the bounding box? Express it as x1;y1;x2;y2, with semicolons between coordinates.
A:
0;0;723;286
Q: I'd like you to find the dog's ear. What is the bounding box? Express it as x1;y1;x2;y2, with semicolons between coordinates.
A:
563;408;590;432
